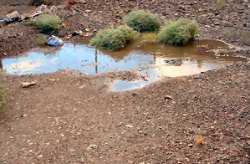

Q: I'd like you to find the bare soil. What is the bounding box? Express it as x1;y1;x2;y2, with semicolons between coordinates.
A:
0;0;249;163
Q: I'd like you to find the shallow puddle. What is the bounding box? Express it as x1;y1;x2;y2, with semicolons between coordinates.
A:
0;39;246;92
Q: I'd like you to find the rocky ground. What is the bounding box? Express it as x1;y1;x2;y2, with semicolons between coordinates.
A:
0;0;249;163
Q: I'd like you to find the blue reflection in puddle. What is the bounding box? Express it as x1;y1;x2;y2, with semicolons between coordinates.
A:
1;40;245;92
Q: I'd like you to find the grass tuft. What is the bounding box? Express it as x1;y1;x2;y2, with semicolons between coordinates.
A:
142;33;158;43
37;34;48;45
123;10;160;32
195;135;205;145
91;25;138;51
90;29;126;51
157;18;199;46
117;25;138;42
35;14;61;34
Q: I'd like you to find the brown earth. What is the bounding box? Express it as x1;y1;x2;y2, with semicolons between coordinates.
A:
0;0;250;163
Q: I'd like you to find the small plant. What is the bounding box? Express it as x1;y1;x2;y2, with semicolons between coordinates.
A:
158;18;199;46
123;10;160;32
117;25;138;42
37;34;48;45
90;29;126;51
29;0;53;6
195;135;205;145
214;0;225;10
35;14;61;34
142;33;158;43
91;25;138;51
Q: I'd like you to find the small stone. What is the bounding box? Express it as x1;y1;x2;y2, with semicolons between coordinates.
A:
21;81;37;88
126;124;133;128
164;95;174;100
85;10;92;13
85;28;90;32
49;78;56;82
37;154;43;158
6;11;20;20
86;144;97;151
79;85;85;89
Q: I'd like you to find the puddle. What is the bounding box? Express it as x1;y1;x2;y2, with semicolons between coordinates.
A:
0;39;246;92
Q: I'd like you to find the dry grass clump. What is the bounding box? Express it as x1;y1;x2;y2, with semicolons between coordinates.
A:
142;33;158;43
123;10;160;32
91;25;138;51
158;18;199;46
35;14;61;34
195;135;205;145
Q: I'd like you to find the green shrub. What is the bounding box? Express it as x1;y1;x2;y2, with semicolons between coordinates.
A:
37;34;48;45
90;29;126;51
117;25;138;42
91;25;138;51
157;18;199;46
123;10;160;32
29;0;53;6
142;33;158;43
35;15;61;34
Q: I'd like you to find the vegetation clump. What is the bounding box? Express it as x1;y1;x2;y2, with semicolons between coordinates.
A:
37;34;48;45
123;10;160;32
158;18;199;46
35;14;61;34
142;33;158;43
117;25;138;41
91;25;138;51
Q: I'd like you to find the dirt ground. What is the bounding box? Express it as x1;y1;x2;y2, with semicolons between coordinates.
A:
0;0;249;163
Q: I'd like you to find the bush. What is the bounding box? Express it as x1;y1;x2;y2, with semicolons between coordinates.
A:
29;0;53;6
90;29;126;51
157;18;199;46
91;25;138;51
37;34;48;45
117;25;138;41
142;33;158;43
123;10;160;32
35;15;61;34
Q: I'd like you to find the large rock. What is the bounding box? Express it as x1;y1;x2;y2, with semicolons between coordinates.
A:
6;11;20;21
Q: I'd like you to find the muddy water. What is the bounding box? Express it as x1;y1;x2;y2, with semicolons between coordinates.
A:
1;39;246;91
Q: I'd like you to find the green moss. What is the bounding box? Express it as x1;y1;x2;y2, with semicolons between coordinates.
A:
123;10;160;32
35;15;61;34
158;18;199;46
